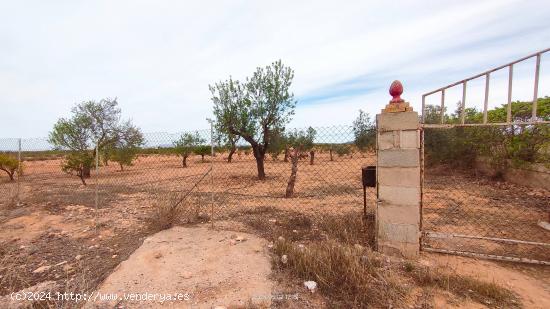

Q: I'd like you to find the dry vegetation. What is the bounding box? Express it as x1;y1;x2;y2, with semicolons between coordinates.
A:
0;150;548;308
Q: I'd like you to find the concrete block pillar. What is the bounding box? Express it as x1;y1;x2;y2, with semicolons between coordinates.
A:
376;81;420;259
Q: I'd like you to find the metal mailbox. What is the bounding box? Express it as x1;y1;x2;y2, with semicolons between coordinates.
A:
362;166;376;188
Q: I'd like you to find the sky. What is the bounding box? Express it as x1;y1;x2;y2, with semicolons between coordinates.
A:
1;0;549;140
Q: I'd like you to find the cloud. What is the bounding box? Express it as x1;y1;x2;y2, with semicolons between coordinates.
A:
0;0;549;139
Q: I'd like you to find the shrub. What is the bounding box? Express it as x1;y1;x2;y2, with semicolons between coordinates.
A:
353;109;376;152
334;144;351;157
61;152;94;185
424;97;550;171
173;132;205;167
194;145;211;162
0;154;22;181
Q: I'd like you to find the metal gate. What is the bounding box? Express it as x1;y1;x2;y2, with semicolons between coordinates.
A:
419;48;550;265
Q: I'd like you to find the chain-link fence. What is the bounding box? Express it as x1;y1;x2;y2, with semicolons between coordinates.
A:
0;125;381;301
0;125;377;235
421;124;550;264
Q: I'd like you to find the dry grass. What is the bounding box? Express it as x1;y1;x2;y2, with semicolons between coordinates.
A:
405;263;520;308
316;211;375;247
0;244;29;296
266;215;518;308
147;193;182;232
273;238;405;308
147;191;211;232
273;238;520;308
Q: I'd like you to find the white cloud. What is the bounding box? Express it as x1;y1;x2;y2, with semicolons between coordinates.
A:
0;0;549;139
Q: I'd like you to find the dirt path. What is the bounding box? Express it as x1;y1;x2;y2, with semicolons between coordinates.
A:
85;225;273;308
423;253;550;309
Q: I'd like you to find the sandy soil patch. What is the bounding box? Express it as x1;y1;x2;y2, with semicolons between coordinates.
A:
86;225;273;309
1;211;87;243
424;253;550;309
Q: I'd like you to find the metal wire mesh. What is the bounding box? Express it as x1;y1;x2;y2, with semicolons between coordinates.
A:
0;126;376;238
421;124;550;264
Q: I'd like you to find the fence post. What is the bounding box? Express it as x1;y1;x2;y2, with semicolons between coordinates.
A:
209;120;215;228
95;141;99;230
376;80;421;259
17;138;22;206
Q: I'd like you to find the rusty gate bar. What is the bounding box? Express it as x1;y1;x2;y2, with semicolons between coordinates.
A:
422;47;549;96
423;248;550;265
483;73;490;124
532;53;541;120
506;64;514;122
419;48;550;265
460;81;466;124
421;47;549;123
440;89;445;124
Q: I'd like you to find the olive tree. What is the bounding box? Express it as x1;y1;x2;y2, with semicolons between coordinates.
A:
266;128;287;161
194;145;211;162
353;109;376;154
285;127;316;198
49;98;141;185
173;132;205;167
210;60;296;180
214;126;240;163
109;121;145;171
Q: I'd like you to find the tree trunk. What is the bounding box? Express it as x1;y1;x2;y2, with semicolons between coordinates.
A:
119;163;124;171
182;155;188;167
79;173;87;186
1;168;15;181
227;147;236;163
285;149;299;198
329;148;333;161
82;166;91;178
283;147;289;162
309;150;315;165
252;145;266;180
201;154;205;162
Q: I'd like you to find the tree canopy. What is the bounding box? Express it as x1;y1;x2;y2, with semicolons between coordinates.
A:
173;132;205;167
352;110;376;152
49;98;142;184
210;60;296;179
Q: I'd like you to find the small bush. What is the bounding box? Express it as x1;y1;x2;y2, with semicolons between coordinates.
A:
0;154;21;181
148;193;182;232
334;144;351;157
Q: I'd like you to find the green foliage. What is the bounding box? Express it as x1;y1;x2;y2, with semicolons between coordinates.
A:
424;97;550;170
49;98;142;184
213;122;240;162
266;128;287;160
108;121;144;170
61;152;94;185
286;127;316;152
334;144;351;157
173;132;205;167
110;148;138;171
352;110;375;152
0;154;20;181
284;127;317;198
210;60;296;179
194;145;211;162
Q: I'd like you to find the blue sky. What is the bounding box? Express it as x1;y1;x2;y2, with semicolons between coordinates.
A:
1;0;549;139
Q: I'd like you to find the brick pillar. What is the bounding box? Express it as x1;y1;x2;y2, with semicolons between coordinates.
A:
376;81;420;259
